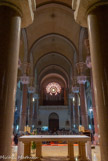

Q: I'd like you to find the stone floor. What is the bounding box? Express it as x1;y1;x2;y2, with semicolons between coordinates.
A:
12;145;101;161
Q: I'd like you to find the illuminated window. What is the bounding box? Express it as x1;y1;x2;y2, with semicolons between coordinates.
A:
46;82;61;95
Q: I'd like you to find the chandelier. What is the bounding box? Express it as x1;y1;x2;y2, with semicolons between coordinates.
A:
46;82;61;95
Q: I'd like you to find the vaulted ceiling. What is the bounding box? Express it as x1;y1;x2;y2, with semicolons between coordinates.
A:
19;0;88;90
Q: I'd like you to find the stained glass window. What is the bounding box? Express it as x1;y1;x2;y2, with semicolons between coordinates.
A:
46;82;61;95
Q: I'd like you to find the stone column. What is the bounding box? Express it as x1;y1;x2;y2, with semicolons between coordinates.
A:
19;63;31;132
80;83;88;130
36;142;42;160
91;76;99;137
79;142;89;161
33;100;37;128
68;142;75;161
69;94;74;130
0;4;21;157
19;84;28;132
87;3;108;161
85;40;99;144
23;142;31;161
64;89;67;105
33;94;39;128
28;85;35;129
76;62;89;130
28;94;33;128
91;76;99;143
74;93;80;130
72;78;80;131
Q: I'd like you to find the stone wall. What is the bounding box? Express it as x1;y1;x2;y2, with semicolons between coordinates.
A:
38;106;70;130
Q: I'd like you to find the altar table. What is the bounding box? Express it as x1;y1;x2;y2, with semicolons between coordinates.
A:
18;135;91;161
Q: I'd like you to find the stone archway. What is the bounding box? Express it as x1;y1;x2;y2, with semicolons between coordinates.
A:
49;113;59;132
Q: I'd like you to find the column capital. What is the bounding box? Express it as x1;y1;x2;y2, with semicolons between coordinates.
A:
72;86;79;93
0;0;22;16
77;75;87;85
20;74;30;84
72;77;79;93
0;0;36;28
20;62;31;84
28;86;35;94
72;0;108;27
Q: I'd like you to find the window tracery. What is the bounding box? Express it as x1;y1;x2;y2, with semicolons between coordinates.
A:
46;82;61;95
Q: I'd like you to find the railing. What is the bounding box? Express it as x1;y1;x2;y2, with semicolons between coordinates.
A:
17;135;92;161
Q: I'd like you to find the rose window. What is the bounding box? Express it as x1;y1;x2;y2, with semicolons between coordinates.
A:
46;82;61;95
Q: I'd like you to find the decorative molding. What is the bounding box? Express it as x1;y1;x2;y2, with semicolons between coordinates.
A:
20;75;30;84
0;1;22;16
77;75;87;84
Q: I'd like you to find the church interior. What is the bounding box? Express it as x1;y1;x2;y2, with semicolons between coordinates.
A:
0;0;108;161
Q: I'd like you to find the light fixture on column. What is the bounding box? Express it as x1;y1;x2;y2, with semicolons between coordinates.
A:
73;97;75;102
89;107;93;130
32;97;35;102
16;125;19;131
89;107;93;113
